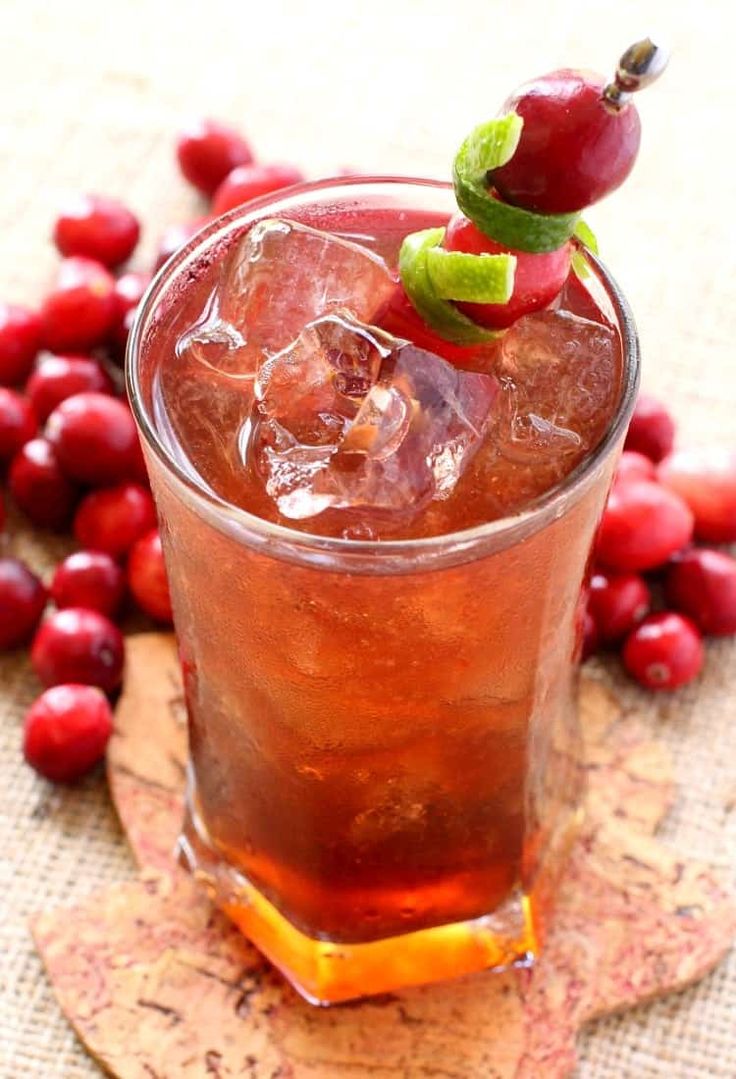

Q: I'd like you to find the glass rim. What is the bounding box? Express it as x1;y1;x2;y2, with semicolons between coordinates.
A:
126;175;640;571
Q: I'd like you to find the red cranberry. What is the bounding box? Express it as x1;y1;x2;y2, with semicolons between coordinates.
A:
26;354;114;423
127;529;172;623
50;551;125;618
588;570;651;642
74;482;156;558
0;387;37;460
31;607;124;692
0;490;4;533
211;163;305;216
622;612;703;691
665;549;736;637
111;271;151;351
0;303;41;385
658;446;736;543
0;557;47;649
23;684;113;783
614;450;657;486
442;212;571;329
8;438;78;529
53;195;140;268
582;609;600;660
153;219;208;273
624;394;676;462
176;119;254;196
489;70;641;213
596;481;693;572
41;257;117;352
46;392;139;485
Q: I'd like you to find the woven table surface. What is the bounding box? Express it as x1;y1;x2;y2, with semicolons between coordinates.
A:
1;2;734;1076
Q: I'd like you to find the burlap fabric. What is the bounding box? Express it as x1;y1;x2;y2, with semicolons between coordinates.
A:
1;2;734;1075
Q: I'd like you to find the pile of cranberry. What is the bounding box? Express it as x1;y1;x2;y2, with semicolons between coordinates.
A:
584;395;736;689
0;120;307;784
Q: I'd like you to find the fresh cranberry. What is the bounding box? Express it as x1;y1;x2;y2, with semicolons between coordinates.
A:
46;392;139;486
0;490;4;533
41;257;117;351
74;482;156;558
153;219;208;273
211;163;305;216
614;450;657;486
443;212;571;329
176;119;254;195
624;394;675;462
8;438;78;529
665;549;736;637
50;551;125;618
26;354;114;423
0;303;41;385
23;684;114;783
110;271;151;351
588;570;651;642
31;607;124;691
582;609;600;660
0;388;37;460
127;529;172;623
0;558;47;649
489;69;641;213
658;447;736;543
596;481;693;572
53;195;140;268
622;612;703;690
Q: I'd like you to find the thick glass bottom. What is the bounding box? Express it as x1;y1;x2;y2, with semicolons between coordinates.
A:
177;793;538;1005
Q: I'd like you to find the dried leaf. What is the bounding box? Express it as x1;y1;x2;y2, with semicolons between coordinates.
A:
108;634;185;871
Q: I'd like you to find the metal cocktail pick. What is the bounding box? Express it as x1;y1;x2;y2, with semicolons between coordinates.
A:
602;37;670;111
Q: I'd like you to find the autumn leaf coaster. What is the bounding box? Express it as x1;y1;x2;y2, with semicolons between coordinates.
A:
32;634;736;1078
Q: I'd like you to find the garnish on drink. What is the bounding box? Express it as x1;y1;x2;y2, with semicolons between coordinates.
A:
398;37;668;336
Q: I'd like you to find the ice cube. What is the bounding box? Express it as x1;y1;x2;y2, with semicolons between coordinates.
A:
174;218;397;383
494;398;583;465
321;348;497;514
496;310;620;461
256;312;392;440
252;313;393;518
175;288;252;381
232;218;397;364
248;315;498;522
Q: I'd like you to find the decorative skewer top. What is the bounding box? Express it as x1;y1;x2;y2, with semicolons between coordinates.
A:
602;37;670;111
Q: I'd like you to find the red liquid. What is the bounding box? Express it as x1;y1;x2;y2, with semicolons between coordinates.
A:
134;184;627;1002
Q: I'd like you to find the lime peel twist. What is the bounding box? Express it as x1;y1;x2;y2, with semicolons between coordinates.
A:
453;114;581;254
425;247;516;303
398;229;503;345
398;115;593;343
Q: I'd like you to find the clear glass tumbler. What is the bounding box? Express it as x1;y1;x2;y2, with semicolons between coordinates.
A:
127;178;639;1004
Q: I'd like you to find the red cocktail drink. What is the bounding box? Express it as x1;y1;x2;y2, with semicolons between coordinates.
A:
128;177;637;1003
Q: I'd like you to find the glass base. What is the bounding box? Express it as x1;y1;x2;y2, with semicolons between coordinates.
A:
177;794;537;1005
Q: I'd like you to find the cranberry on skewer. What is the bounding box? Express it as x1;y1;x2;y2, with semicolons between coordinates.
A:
490;39;668;214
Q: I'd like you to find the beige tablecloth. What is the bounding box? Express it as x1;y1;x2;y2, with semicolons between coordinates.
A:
1;2;735;1075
